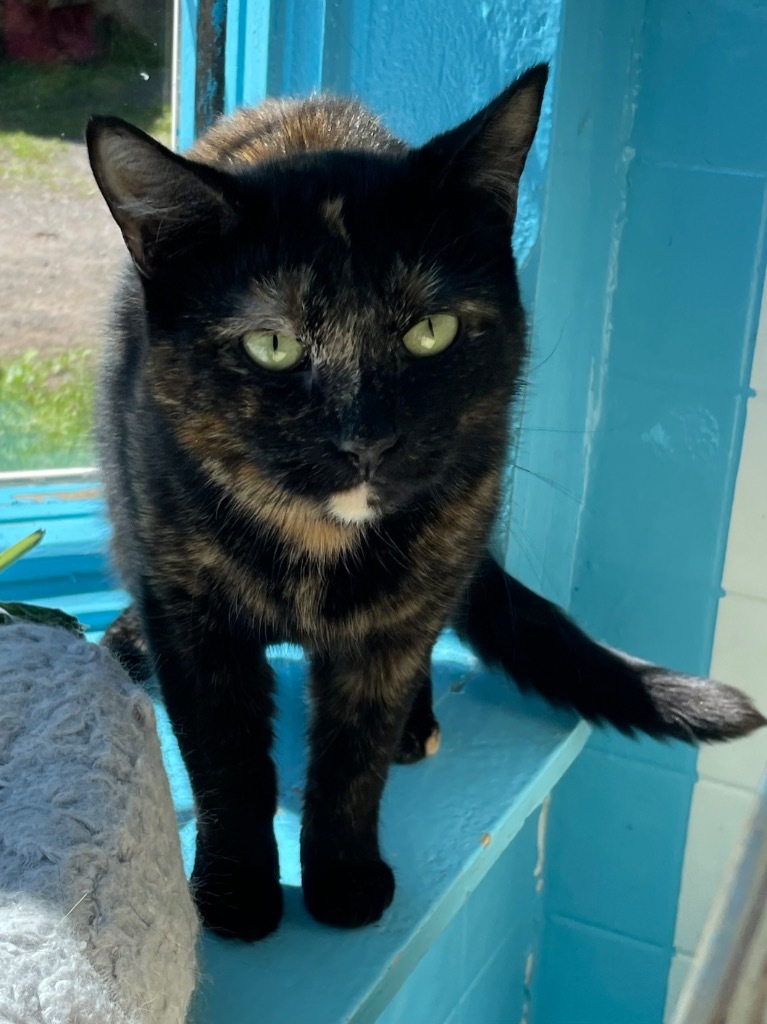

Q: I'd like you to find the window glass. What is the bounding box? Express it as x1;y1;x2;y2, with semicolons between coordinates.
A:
0;0;174;471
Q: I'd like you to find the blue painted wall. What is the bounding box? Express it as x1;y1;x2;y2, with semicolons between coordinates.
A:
180;0;561;267
530;1;767;1021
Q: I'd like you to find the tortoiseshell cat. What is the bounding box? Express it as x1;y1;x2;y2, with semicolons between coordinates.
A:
87;65;764;941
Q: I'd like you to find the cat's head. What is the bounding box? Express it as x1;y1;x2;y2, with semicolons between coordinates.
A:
87;68;546;526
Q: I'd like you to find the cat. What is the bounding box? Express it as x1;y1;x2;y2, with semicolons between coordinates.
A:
87;64;765;942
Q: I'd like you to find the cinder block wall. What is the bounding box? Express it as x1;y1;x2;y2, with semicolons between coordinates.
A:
528;1;767;1021
667;272;767;1019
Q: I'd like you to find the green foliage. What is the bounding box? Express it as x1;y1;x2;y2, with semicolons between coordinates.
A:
0;529;44;573
0;600;86;636
0;348;95;471
0;130;79;190
0;529;85;636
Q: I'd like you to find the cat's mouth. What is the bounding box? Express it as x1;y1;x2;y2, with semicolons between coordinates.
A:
323;462;444;524
326;483;381;525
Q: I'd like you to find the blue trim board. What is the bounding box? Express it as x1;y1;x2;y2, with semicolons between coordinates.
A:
224;0;270;112
176;0;198;149
194;0;227;135
180;0;271;146
377;813;543;1024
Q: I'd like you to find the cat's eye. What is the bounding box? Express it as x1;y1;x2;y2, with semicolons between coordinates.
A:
243;330;305;371
402;313;459;357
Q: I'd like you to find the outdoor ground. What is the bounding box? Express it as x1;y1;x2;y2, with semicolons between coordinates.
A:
0;138;123;357
0;28;170;469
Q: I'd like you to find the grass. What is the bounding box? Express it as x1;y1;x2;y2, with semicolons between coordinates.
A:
0;18;171;189
0;130;87;190
0;349;96;471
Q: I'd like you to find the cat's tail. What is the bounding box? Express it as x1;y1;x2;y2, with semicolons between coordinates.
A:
101;605;154;682
454;554;766;743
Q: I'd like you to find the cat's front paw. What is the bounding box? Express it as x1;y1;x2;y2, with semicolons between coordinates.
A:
192;859;283;941
302;859;395;928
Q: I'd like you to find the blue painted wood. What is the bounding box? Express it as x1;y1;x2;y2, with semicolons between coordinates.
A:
177;0;198;149
451;921;537;1024
637;0;767;177
225;0;270;112
317;0;361;97
183;0;271;143
195;0;228;135
0;482;116;614
267;0;325;97
377;814;542;1024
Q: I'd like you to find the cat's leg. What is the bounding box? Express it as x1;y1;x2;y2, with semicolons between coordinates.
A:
393;661;441;764
302;644;429;927
141;590;282;941
101;603;153;681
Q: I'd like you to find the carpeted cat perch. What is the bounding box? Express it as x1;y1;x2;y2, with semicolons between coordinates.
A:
0;622;199;1024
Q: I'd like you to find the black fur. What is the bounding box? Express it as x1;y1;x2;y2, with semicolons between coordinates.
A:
455;556;766;742
89;66;764;942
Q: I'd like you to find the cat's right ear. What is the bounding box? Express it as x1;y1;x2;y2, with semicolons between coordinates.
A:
86;116;238;277
417;65;548;224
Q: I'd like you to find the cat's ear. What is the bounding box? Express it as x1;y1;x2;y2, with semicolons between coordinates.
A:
418;64;548;222
86;116;238;277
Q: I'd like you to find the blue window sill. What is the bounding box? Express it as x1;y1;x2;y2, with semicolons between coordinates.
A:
0;478;589;1024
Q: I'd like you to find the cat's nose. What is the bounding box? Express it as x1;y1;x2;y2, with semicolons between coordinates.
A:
336;436;399;478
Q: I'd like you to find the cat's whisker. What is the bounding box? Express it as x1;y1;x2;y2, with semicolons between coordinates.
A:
518;425;599;436
509;463;582;503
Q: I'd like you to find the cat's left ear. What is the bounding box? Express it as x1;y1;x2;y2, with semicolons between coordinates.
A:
86;116;239;277
418;64;548;223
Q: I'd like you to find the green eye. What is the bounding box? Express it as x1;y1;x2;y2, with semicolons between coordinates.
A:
403;313;459;357
243;330;305;371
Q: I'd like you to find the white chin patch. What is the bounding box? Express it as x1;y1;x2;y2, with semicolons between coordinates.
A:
327;483;379;524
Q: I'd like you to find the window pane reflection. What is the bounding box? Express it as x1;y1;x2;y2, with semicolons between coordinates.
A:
0;1;173;470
